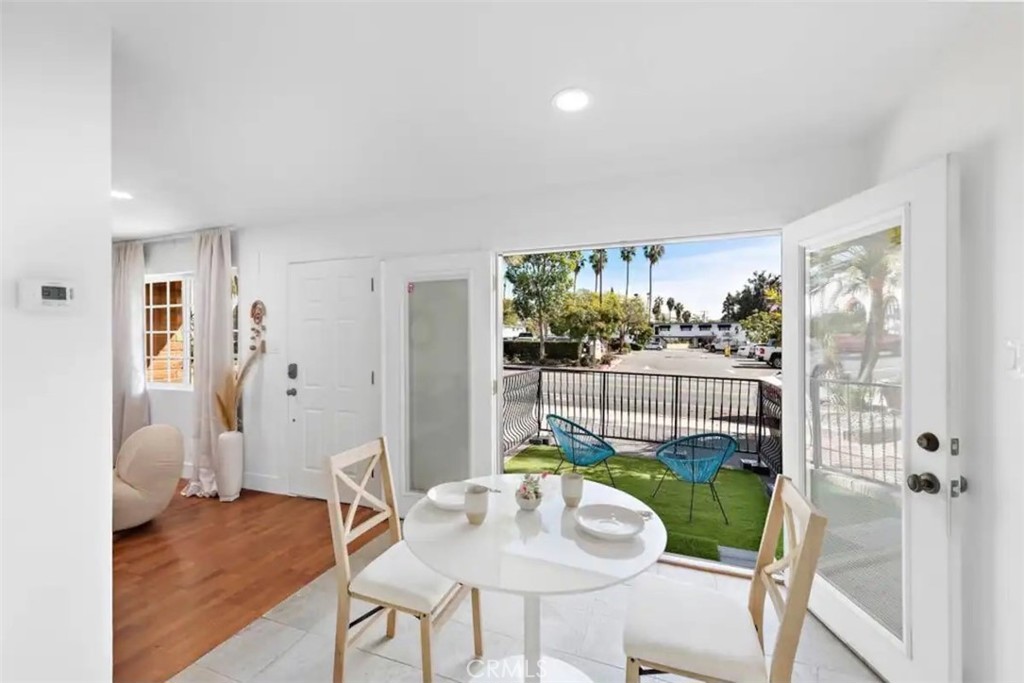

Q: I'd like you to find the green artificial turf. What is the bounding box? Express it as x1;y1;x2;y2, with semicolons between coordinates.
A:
504;446;770;561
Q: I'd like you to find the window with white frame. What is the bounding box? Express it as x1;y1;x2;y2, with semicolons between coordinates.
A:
145;272;239;387
144;275;191;386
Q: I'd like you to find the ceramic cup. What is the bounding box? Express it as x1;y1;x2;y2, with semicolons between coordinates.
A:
464;484;489;525
561;472;584;508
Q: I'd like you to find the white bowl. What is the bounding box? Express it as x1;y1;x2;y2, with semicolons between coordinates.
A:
426;481;468;511
575;504;645;541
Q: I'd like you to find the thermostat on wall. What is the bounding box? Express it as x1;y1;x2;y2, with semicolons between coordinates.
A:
17;279;77;312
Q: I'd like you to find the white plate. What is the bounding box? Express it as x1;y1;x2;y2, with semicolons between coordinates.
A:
426;481;467;511
574;504;645;541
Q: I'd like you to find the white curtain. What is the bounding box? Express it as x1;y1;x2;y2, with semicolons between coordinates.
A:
112;241;150;458
182;228;233;498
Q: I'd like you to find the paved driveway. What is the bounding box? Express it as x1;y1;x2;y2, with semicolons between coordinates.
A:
614;346;778;380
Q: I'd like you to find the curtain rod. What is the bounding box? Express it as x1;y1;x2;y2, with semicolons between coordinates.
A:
112;226;236;246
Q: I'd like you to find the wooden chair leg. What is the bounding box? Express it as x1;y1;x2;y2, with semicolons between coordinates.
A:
334;593;351;683
419;615;433;683
625;657;640;683
386;608;397;639
471;588;483;657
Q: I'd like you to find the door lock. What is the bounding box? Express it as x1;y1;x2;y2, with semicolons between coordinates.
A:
286;388;297;396
916;432;940;452
906;472;941;494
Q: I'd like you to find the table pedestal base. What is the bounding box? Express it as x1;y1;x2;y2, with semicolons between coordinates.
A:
468;655;592;682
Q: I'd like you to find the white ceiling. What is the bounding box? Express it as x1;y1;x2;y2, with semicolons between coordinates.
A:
110;2;979;238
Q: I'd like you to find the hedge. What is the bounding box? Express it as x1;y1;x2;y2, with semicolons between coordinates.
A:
503;339;580;362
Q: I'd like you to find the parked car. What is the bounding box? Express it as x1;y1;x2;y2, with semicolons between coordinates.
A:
737;343;756;358
756;342;782;368
645;337;667;351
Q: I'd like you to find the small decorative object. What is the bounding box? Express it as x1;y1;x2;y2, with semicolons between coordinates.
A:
249;300;267;352
516;472;547;511
561;472;584;508
215;302;267;502
464;484;489;525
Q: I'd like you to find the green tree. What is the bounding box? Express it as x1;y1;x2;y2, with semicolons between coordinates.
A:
673;301;685;321
643;244;665;317
722;271;781;320
502;298;519;326
620;247;637;299
504;253;574;359
589;249;608;302
666;297;675;318
550;291;624;361
622;295;653;346
741;286;782;344
652;296;664;320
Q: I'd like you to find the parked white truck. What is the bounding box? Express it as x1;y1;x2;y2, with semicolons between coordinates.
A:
755;341;782;368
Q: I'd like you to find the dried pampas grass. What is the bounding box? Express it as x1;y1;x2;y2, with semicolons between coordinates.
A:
215;348;262;432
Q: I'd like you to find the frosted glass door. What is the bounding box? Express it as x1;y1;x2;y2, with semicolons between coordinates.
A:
408;279;471;491
383;251;497;515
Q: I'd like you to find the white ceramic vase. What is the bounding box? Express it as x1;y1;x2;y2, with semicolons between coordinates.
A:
217;430;244;502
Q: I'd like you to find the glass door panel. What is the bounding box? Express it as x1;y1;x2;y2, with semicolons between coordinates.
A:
805;223;905;640
408;279;471;492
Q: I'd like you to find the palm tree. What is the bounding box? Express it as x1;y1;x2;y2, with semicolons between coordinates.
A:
674;301;685;321
567;251;584;291
643;245;665;317
620;247;636;299
589;249;608;302
653;296;664;319
666;297;675;317
809;227;901;382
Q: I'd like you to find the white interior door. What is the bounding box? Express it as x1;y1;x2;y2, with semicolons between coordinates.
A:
287;258;380;500
383;251;496;515
782;157;961;681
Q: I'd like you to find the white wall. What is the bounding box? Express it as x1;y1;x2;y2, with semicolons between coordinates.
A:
236;144;872;494
143;239;196;472
869;7;1023;680
0;3;112;680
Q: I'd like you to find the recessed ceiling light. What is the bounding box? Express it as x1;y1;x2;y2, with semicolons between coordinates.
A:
552;88;591;113
111;190;133;200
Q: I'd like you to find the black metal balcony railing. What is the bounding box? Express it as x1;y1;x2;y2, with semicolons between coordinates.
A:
808;376;902;485
502;366;768;461
502;367;542;454
502;367;903;487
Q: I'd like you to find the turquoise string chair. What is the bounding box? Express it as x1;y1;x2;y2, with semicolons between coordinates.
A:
652;433;738;524
546;414;618;487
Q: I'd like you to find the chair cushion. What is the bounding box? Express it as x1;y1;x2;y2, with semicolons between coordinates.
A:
624;573;767;683
349;541;457;614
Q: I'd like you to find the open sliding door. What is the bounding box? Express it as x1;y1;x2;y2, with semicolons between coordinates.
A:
383;252;497;515
781;157;962;681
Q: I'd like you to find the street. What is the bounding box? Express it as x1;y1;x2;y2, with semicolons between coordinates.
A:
613;345;779;380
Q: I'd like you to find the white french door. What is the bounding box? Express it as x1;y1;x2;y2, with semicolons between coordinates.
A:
286;258;380;500
383;251;497;515
782;157;961;681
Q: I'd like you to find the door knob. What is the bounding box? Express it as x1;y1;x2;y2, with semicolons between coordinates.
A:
286;388;297;396
906;472;941;494
916;432;940;452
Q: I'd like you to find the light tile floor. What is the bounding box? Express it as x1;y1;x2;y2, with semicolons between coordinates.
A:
173;535;881;683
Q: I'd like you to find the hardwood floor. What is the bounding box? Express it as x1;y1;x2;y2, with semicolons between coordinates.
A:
113;482;381;683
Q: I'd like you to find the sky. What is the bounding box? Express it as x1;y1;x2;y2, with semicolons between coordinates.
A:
566;235;780;320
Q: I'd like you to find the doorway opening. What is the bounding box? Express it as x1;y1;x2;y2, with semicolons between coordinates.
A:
499;235;783;567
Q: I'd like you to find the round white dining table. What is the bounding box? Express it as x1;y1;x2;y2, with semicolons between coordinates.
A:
403;473;667;682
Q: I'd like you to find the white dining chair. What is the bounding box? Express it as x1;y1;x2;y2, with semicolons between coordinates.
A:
623;475;827;683
326;437;483;683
